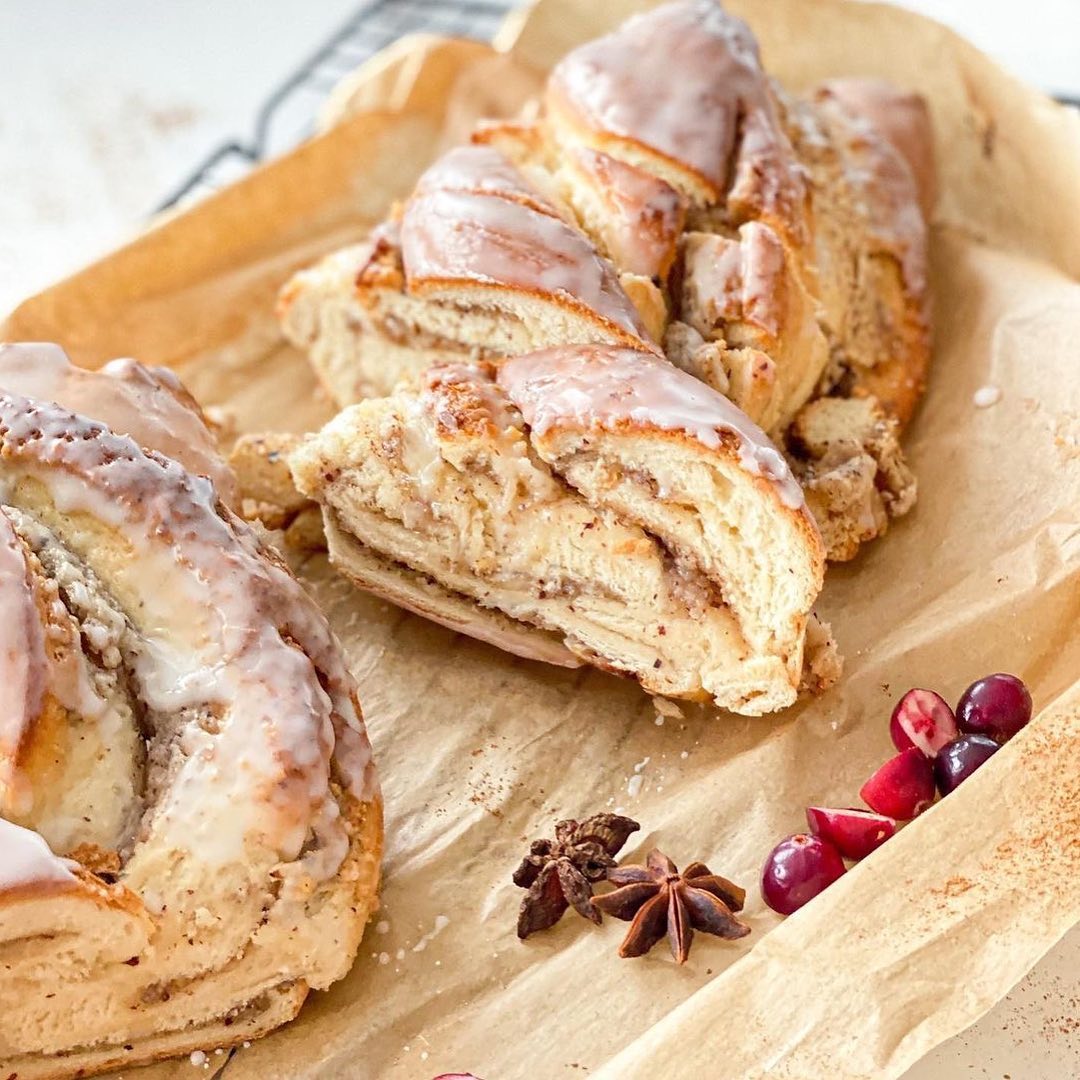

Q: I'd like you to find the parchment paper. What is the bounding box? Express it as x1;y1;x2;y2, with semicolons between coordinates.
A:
3;2;1079;1077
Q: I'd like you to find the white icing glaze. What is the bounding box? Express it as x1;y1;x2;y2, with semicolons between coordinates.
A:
0;343;238;505
498;346;805;508
813;83;929;298
816;77;936;215
0;816;78;893
685;222;786;336
414;144;549;212
401;188;653;343
547;0;804;218
568;147;684;279
0;393;377;881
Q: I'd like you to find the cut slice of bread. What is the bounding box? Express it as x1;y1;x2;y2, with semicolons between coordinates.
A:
290;352;828;715
498;346;824;661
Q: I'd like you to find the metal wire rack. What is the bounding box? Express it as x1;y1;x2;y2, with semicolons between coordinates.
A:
155;0;517;211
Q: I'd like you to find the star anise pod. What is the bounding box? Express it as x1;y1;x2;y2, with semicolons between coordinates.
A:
513;814;640;939
592;848;750;963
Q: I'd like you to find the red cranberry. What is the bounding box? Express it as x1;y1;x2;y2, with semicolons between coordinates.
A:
889;688;958;757
956;673;1031;743
806;806;896;860
859;748;936;820
761;833;845;915
935;734;999;794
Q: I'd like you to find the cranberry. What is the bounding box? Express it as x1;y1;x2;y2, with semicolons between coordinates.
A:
859;748;936;820
761;833;845;915
956;673;1031;743
889;688;958;757
806;806;896;860
935;734;999;794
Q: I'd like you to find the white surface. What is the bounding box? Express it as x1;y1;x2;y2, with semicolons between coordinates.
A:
1;1;1078;1076
0;0;357;312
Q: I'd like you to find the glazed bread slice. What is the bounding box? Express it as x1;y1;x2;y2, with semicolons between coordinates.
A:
278;144;660;407
290;350;828;715
0;388;381;1077
498;346;822;660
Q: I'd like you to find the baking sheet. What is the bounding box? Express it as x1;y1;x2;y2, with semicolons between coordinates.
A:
3;1;1079;1077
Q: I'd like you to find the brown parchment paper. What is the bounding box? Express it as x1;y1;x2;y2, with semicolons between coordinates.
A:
4;2;1080;1077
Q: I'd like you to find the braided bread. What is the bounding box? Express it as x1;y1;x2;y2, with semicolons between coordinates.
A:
279;0;933;561
290;345;830;716
0;386;380;1077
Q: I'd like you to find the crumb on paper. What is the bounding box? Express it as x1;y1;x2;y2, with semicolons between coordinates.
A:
680;750;690;760
651;696;685;724
973;384;1002;408
375;919;390;934
627;773;644;798
412;914;451;952
633;756;650;773
189;1051;207;1067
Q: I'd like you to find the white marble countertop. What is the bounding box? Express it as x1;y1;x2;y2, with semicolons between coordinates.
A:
1;2;1078;1076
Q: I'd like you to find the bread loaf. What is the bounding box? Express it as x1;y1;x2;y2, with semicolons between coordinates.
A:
280;0;934;561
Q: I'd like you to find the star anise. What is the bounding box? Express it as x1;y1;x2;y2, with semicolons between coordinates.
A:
592;848;750;963
513;813;640;939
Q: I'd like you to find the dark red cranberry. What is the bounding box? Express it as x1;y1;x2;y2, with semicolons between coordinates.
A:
956;674;1031;743
859;748;936;820
761;833;845;915
935;734;999;794
889;689;958;757
806;806;896;860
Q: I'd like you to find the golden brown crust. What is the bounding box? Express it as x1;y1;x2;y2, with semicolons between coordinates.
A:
10;797;380;1080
